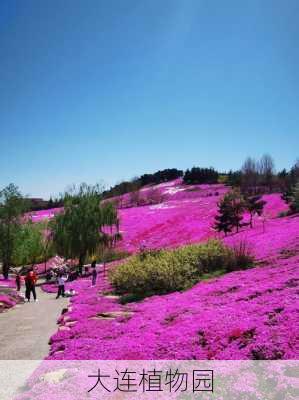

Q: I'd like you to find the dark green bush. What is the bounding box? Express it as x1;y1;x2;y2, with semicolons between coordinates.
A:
110;239;253;299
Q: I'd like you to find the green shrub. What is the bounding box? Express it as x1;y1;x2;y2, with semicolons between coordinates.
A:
110;239;253;299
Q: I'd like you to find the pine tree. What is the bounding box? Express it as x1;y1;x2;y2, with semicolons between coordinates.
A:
246;195;266;228
214;196;233;236
214;190;245;235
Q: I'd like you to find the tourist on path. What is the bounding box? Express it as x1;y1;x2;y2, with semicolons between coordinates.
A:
56;272;68;299
25;270;38;302
91;260;97;286
15;272;21;291
77;262;83;277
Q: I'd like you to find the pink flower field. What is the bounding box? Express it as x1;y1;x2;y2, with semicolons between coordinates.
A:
33;181;299;361
10;187;294;393
12;181;299;400
47;250;299;360
31;179;290;257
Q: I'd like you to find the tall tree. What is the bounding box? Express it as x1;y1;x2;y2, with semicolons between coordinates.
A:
12;221;45;268
0;184;27;278
241;157;258;194
259;154;275;191
50;183;120;263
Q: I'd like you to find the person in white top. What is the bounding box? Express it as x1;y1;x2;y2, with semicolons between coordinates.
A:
56;272;68;299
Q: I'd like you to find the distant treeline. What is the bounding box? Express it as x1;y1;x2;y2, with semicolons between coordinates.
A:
102;168;184;199
28;156;299;211
183;167;219;184
26;197;64;212
103;156;299;200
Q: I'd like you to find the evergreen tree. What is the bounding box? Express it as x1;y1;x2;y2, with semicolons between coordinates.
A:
214;190;245;235
245;195;266;228
214;195;233;236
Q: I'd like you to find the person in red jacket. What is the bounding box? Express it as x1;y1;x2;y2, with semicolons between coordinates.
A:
25;269;38;302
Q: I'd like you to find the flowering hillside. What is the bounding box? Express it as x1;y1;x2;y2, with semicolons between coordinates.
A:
29;179;289;257
30;180;299;360
47;238;299;360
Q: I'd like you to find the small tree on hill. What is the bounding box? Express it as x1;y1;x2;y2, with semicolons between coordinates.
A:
245;195;266;228
214;195;233;236
214;190;245;235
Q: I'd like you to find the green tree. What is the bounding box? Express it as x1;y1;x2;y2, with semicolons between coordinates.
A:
50;183;120;263
290;182;299;213
245;195;266;228
12;221;45;267
214;194;234;236
0;184;27;279
214;190;245;235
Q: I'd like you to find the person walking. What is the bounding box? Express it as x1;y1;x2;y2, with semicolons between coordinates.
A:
77;262;83;277
91;260;97;286
56;272;68;299
25;269;38;302
15;272;21;292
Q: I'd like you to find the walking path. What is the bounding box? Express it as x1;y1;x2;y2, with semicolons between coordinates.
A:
0;285;68;359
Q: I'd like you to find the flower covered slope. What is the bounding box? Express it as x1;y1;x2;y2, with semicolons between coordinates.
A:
118;182;227;252
34;180;298;360
47;210;299;360
30;179;289;255
118;190;290;255
48;243;299;360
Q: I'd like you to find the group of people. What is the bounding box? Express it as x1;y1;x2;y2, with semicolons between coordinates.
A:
15;260;100;302
15;269;38;302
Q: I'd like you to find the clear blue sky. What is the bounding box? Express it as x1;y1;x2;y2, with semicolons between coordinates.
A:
0;0;298;199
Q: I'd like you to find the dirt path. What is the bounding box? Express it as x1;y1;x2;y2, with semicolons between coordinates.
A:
0;285;68;359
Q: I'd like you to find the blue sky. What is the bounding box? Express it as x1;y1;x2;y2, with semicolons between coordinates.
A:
0;0;298;198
